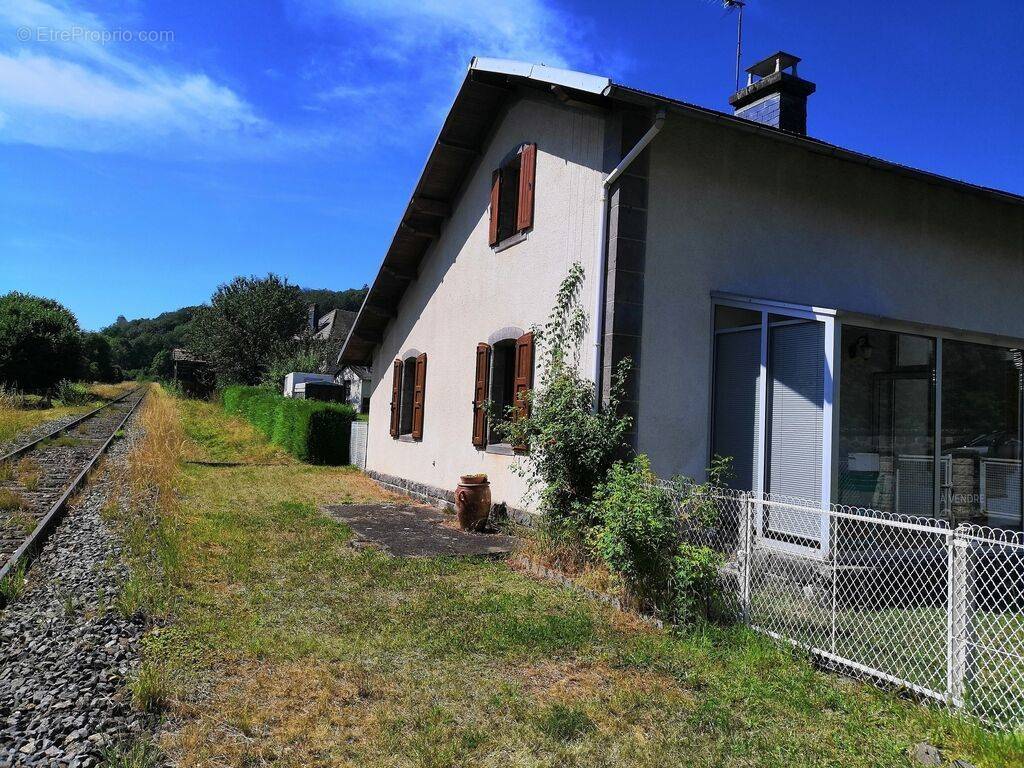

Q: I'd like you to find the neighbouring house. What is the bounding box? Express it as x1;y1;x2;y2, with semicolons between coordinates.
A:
307;303;357;369
171;348;211;397
337;53;1024;543
336;364;371;414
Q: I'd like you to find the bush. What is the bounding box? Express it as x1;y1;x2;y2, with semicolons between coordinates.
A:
223;385;355;464
589;455;677;596
0;292;82;394
496;264;632;546
54;379;92;406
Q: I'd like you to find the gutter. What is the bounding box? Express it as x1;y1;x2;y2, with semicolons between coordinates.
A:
592;109;666;405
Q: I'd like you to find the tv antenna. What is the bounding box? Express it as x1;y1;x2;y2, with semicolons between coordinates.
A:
723;0;746;91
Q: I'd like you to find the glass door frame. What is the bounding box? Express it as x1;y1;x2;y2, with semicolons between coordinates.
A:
710;293;837;557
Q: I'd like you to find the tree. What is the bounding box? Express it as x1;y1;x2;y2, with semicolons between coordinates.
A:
186;274;307;386
148;348;174;380
81;332;116;382
0;292;82;393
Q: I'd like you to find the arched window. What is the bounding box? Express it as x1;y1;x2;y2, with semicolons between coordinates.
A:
390;351;427;440
472;330;534;450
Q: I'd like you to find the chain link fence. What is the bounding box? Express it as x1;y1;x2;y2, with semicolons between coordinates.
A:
680;489;1024;730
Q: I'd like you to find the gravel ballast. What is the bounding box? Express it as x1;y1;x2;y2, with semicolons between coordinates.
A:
0;425;148;767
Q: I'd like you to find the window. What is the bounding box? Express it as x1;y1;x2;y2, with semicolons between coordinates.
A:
390;353;427;440
488;341;517;443
489;143;536;247
836;327;936;518
472;332;533;449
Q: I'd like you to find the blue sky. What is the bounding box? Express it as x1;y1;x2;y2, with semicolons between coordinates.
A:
0;0;1021;330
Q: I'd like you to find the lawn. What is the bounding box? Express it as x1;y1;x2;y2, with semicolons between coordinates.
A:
119;392;1023;767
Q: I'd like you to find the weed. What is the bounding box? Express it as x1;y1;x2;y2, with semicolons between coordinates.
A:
113;429;125;439
16;457;41;491
6;511;37;536
0;462;11;482
0;488;27;512
535;702;595;742
46;435;82;449
0;562;27;603
98;738;162;768
129;661;171;713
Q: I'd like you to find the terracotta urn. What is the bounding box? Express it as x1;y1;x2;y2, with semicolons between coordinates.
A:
456;473;491;532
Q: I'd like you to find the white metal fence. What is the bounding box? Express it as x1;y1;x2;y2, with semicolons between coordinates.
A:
349;421;368;470
682;489;1024;730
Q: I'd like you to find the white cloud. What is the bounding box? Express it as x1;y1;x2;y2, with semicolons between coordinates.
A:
290;0;620;144
0;0;270;155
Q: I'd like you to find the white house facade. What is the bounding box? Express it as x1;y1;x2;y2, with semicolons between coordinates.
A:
338;54;1024;533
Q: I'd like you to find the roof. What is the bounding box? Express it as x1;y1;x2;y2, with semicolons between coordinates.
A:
342;364;372;380
338;56;1024;367
313;308;357;342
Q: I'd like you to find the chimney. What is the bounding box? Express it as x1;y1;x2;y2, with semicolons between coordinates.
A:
729;52;816;135
308;303;318;331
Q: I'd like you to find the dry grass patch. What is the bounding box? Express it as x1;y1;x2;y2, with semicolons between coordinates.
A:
89;381;137;400
0;487;28;512
16;457;41;491
114;391;1024;768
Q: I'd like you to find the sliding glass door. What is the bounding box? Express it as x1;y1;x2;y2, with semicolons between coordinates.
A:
711;300;834;552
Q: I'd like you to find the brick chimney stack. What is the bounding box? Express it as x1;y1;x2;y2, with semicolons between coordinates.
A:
729;52;816;135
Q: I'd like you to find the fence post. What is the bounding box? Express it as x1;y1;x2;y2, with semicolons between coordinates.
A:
830;511;838;657
739;493;752;625
947;529;968;709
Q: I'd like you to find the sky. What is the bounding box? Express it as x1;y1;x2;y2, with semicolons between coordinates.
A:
0;1;1021;331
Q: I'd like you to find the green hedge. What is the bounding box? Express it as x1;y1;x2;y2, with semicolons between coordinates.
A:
222;385;355;465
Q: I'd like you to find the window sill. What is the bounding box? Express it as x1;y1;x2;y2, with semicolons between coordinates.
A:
485;443;515;456
492;230;528;253
398;434;420;443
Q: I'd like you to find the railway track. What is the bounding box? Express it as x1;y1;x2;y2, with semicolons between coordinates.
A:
0;386;147;591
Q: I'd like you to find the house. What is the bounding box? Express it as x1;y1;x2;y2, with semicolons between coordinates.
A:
337;53;1024;541
307;304;357;368
336;364;371;414
171;348;211;397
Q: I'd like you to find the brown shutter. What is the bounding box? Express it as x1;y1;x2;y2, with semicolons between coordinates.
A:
389;359;402;438
411;353;427;440
488;169;502;246
513;332;535;445
472;343;491;448
516;143;536;233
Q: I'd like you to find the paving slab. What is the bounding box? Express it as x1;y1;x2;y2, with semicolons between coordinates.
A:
323;503;517;558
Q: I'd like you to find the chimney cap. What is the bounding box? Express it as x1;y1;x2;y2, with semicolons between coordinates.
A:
746;51;802;79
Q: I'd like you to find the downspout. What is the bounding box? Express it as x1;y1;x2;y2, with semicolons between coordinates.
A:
592;108;666;406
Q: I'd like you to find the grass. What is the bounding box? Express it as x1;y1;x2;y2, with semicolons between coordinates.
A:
112;390;1024;767
99;738;163;768
0;561;27;604
17;457;41;491
0;381;136;447
45;435;83;448
0;488;28;512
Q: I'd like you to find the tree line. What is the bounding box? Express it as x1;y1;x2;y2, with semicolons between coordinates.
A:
0;278;367;395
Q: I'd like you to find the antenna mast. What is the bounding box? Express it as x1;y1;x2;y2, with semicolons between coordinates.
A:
725;0;746;91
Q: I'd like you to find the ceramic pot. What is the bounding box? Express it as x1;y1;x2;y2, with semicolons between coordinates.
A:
456;474;491;532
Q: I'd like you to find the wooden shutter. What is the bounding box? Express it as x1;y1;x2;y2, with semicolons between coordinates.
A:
389;360;402;438
516;143;536;233
488;169;502;246
513;331;534;430
472;343;491;448
411;353;427;440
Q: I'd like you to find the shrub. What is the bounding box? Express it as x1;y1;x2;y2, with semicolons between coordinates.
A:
668;542;724;625
0;292;82;394
496;264;632;546
589;455;678;604
54;379;92;406
223;385;355;464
